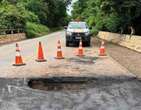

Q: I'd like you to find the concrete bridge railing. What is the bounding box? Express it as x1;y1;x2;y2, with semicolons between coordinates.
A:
98;31;141;53
0;33;26;44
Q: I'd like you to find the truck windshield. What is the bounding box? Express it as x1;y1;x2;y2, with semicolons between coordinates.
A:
68;22;87;29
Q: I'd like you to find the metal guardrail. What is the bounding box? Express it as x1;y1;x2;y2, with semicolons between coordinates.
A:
0;29;24;35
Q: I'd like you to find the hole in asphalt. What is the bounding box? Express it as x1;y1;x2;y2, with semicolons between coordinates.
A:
28;77;94;91
28;76;138;92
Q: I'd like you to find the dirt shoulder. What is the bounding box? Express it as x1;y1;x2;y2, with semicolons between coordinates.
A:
93;37;141;78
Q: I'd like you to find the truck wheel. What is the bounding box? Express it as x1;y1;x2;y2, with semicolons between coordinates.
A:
86;41;91;47
66;41;69;47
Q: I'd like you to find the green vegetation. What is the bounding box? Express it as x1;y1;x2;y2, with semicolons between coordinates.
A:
25;22;49;38
1;0;140;37
0;0;68;38
72;0;141;35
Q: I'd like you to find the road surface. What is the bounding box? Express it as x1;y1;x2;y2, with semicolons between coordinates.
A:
0;31;140;110
0;31;134;78
0;77;141;110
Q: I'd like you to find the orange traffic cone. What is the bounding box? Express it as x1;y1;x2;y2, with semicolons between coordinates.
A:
36;42;47;62
13;43;26;66
99;41;106;56
76;40;84;57
55;40;64;59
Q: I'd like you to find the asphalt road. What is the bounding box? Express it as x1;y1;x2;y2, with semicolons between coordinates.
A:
0;31;134;78
0;77;141;110
0;31;140;110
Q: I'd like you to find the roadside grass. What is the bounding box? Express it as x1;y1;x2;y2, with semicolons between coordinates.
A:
49;27;64;33
25;22;63;39
25;22;50;38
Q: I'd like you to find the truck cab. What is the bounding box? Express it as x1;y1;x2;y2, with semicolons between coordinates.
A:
65;21;91;46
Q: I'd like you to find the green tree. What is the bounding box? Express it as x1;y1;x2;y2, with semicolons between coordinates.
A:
0;0;68;37
72;0;141;35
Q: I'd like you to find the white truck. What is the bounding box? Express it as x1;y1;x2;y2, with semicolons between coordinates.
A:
65;21;91;46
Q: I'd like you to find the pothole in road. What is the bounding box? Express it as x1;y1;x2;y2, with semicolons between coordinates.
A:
28;77;94;91
67;57;98;64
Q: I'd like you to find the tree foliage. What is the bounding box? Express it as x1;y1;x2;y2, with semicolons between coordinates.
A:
72;0;141;35
0;0;68;37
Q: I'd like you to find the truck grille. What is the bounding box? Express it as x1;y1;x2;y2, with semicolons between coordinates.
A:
72;33;85;37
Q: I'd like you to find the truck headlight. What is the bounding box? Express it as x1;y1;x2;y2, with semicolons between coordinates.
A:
67;31;72;36
85;32;90;36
